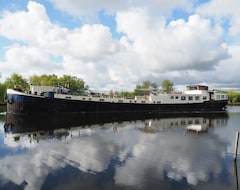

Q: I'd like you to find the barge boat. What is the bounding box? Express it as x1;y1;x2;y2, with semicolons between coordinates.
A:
6;84;228;115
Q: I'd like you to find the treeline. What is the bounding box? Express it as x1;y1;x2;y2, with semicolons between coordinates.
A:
123;80;173;98
2;73;239;105
0;73;175;103
228;91;240;105
0;73;88;103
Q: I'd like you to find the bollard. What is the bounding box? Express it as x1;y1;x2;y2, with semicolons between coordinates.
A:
234;161;239;189
234;131;239;162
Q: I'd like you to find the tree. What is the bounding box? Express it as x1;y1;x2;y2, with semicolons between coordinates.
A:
4;73;29;92
58;75;86;91
0;82;6;103
109;90;114;98
121;91;135;98
134;84;146;96
134;81;158;96
33;74;59;86
228;91;240;104
48;74;59;86
0;73;90;99
29;74;87;92
29;75;41;85
30;74;57;86
161;79;174;93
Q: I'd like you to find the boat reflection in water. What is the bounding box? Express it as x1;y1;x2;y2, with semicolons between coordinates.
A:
4;112;228;144
1;112;232;190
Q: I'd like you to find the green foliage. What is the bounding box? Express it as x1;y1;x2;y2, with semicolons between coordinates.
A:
58;75;86;91
30;74;87;92
3;73;240;107
228;91;240;104
134;84;145;96
30;74;59;86
5;73;29;92
0;83;6;103
121;91;135;99
161;80;174;93
109;90;114;98
134;81;158;96
0;73;88;103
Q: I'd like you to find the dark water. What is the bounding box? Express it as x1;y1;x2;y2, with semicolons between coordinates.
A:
0;107;240;190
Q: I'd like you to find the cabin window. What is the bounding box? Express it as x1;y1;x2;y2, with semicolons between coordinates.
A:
157;101;161;104
82;98;86;100
141;101;146;103
175;96;179;99
118;100;123;103
195;119;200;124
188;96;193;101
221;95;225;99
170;96;174;99
99;99;104;102
216;95;220;100
203;96;207;100
181;96;186;100
181;120;186;125
195;96;200;101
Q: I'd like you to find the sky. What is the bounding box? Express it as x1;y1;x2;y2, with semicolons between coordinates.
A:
0;0;240;91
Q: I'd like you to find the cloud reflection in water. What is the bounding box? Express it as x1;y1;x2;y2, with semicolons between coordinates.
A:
0;114;235;190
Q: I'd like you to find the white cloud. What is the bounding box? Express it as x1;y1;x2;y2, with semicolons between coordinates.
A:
214;45;240;88
0;117;232;189
0;138;111;190
196;0;240;37
116;10;229;73
0;44;62;79
0;1;239;90
49;0;194;18
66;24;118;60
0;2;120;87
0;2;50;43
50;0;124;18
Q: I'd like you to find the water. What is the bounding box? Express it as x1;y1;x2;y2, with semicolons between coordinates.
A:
0;107;240;190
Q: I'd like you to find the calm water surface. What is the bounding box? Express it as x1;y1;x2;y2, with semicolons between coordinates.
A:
0;107;240;190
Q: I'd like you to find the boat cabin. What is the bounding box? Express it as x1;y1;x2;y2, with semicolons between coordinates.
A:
30;85;70;96
186;85;208;91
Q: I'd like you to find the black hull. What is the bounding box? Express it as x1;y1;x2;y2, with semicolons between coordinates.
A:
6;93;228;115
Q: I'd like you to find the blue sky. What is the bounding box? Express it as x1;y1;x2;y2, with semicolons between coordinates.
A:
0;0;240;90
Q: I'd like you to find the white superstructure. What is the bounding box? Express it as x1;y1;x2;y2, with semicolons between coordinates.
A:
24;84;228;105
